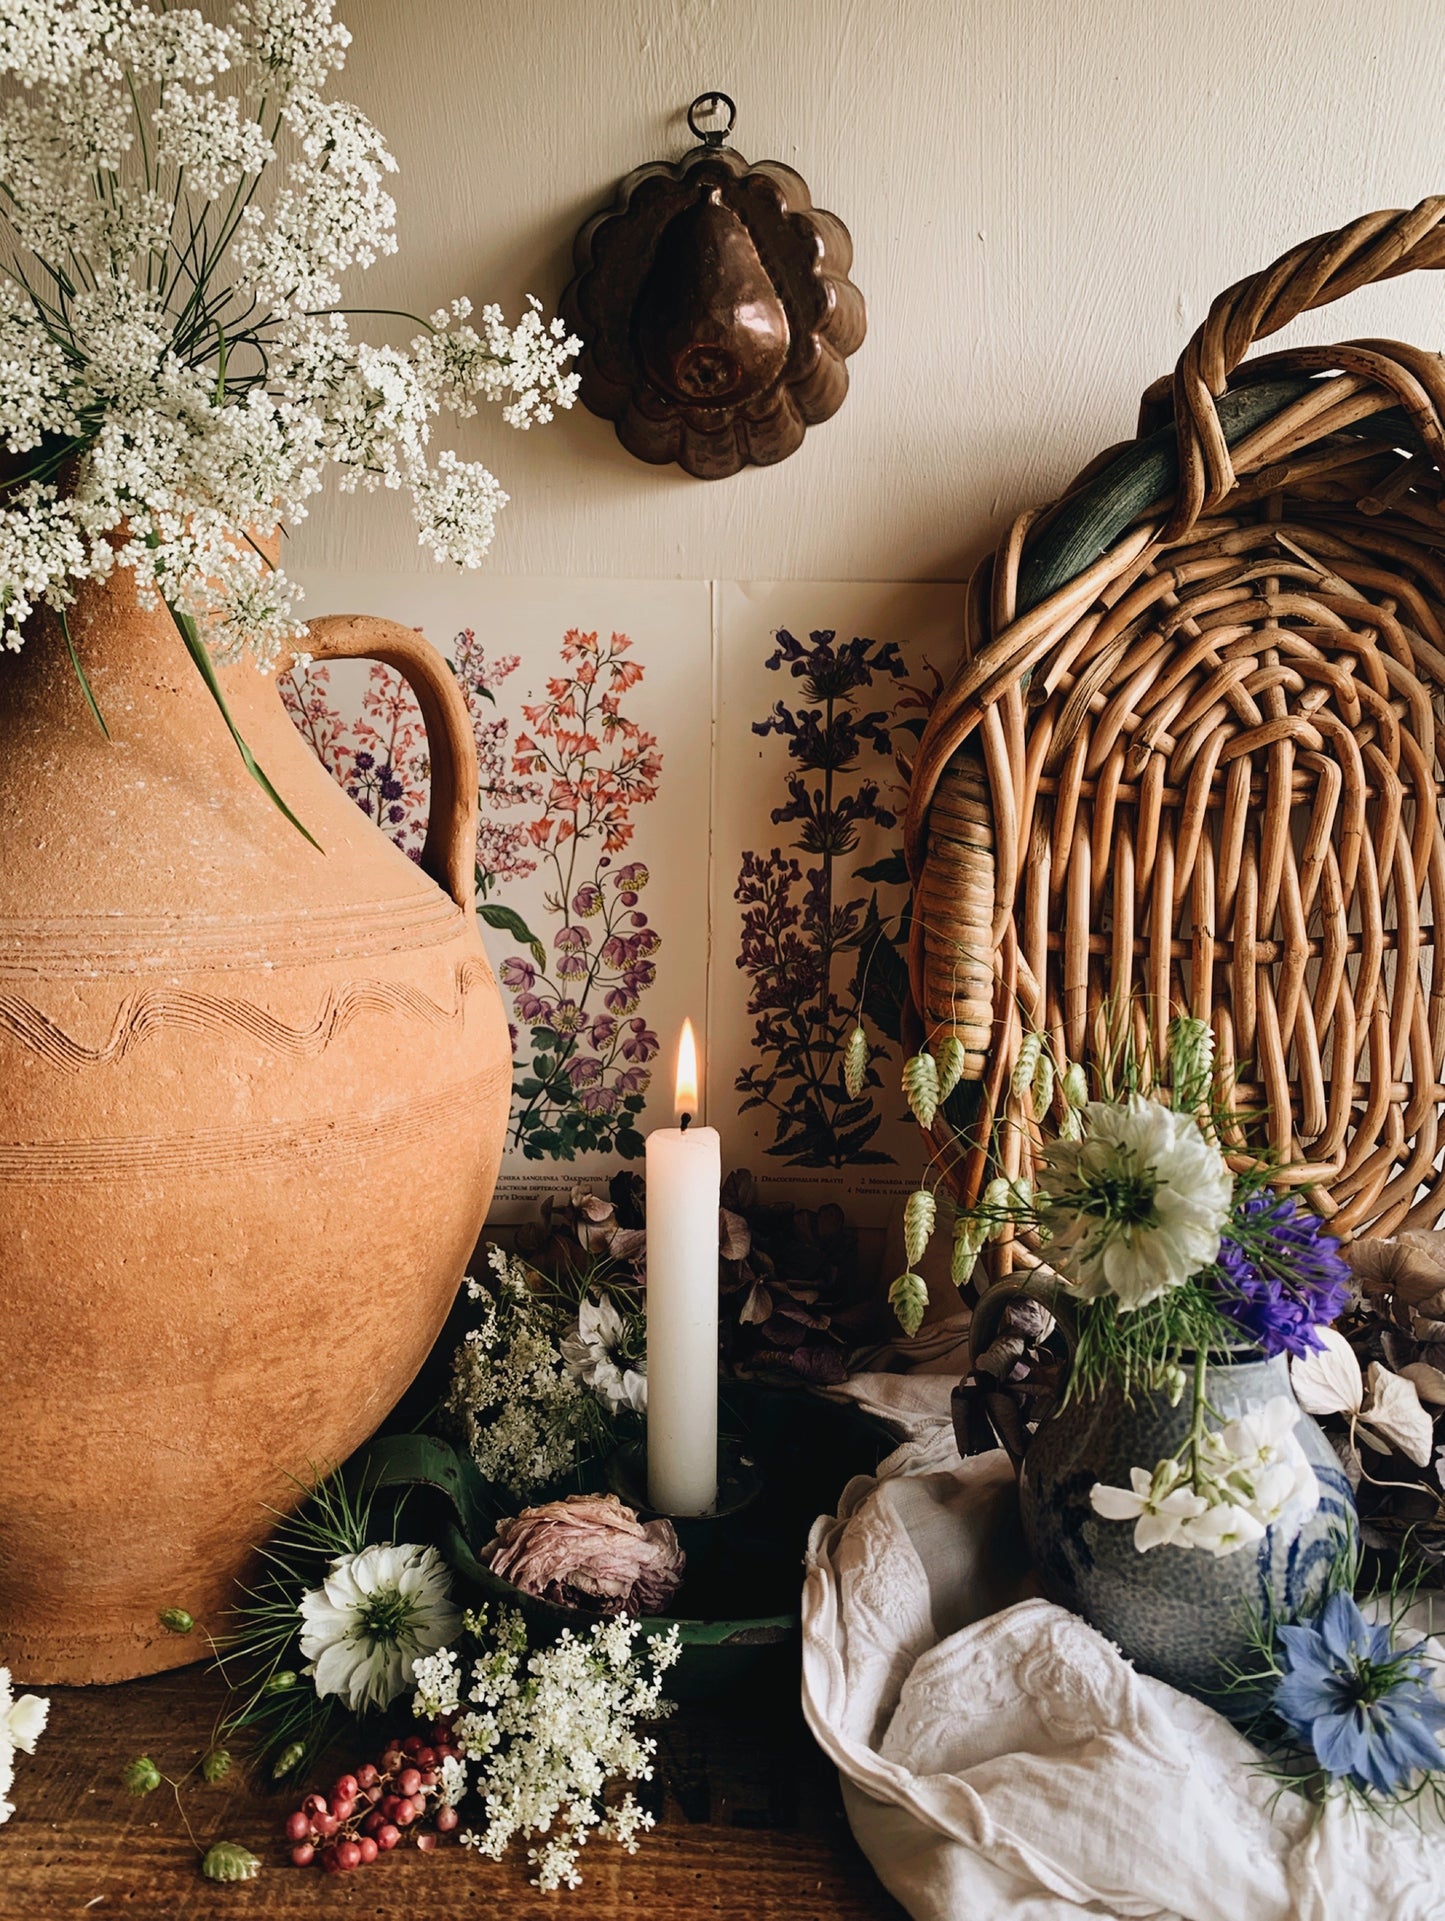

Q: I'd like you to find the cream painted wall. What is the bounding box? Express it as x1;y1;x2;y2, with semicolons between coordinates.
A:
292;0;1445;584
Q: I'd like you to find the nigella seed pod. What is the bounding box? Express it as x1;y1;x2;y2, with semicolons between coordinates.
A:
272;1741;306;1780
263;1669;299;1693
201;1841;261;1883
158;1607;194;1634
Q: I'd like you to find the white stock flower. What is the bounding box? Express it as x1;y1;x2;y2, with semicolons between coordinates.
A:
560;1292;647;1415
1038;1094;1233;1309
1177;1502;1267;1559
0;1666;48;1824
1089;1464;1208;1551
298;1542;460;1715
1092;1395;1320;1559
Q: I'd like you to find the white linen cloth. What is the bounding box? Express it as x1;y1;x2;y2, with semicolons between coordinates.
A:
803;1372;1445;1921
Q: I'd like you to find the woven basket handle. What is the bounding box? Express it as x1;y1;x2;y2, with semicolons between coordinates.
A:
1165;195;1445;537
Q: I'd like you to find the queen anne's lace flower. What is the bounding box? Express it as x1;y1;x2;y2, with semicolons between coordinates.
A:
0;0;578;687
298;1542;460;1714
447;1247;594;1500
0;1666;48;1824
415;1605;679;1891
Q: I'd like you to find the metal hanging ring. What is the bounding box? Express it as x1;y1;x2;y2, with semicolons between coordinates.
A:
687;91;737;148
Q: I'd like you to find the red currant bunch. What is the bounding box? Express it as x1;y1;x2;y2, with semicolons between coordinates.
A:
284;1723;464;1872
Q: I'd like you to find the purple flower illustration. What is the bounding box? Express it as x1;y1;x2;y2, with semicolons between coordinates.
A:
735;628;909;1167
505;629;663;1162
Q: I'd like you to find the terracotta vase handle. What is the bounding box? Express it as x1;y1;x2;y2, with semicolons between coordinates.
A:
300;615;479;915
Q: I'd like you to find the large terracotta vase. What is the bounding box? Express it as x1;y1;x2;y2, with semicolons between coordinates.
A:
0;566;512;1684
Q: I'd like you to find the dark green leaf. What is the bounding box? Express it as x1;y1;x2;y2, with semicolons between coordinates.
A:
479;901;546;964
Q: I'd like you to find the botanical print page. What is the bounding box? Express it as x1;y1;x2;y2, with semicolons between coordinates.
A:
287;573;965;1227
290;572;713;1219
710;582;966;1224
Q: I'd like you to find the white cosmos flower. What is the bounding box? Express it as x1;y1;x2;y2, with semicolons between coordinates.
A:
298;1542;460;1714
560;1293;647;1415
0;1666;48;1824
1038;1094;1233;1309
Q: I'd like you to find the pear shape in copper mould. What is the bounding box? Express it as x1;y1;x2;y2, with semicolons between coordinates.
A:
633;187;791;409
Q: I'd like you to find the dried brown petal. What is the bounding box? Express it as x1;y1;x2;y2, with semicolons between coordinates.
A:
1349;1234;1445;1309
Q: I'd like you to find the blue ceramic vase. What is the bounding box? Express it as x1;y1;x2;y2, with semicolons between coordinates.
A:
1019;1350;1356;1699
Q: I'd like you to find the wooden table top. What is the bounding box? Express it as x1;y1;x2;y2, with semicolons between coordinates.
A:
0;1662;907;1920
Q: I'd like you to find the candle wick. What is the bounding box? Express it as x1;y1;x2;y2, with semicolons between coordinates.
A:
680;1112;693;1132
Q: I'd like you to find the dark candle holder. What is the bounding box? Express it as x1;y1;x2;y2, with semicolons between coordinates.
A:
605;1438;765;1538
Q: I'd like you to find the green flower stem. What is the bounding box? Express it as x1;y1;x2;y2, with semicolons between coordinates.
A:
165;599;320;851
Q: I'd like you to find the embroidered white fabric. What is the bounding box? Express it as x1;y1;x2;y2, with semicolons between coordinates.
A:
803;1372;1445;1921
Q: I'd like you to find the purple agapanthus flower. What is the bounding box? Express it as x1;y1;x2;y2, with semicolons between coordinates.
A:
1212;1191;1351;1359
1274;1591;1445;1794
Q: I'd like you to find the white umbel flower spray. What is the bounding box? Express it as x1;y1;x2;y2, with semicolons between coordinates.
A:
298;1542;461;1714
0;1;580;817
0;1666;48;1823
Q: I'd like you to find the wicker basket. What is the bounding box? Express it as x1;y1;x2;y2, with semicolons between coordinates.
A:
904;199;1445;1254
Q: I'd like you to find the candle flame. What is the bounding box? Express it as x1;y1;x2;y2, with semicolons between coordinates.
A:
674;1017;699;1119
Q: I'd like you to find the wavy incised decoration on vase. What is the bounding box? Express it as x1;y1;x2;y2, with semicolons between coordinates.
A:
0;955;495;1070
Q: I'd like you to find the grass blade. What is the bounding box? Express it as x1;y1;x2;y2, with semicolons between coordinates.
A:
59;605;109;738
166;600;322;852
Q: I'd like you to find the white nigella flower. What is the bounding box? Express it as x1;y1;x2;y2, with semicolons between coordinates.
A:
560;1293;647;1415
0;1666;48;1824
1038;1094;1233;1309
298;1542;460;1714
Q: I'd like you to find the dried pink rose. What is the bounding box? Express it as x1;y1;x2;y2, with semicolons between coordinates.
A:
484;1492;685;1617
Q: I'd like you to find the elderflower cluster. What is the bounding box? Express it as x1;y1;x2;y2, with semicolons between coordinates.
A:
446;1247;593;1500
1090;1395;1320;1558
0;1;579;663
412;1605;679;1892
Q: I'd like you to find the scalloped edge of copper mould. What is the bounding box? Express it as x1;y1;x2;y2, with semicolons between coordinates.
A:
562;141;865;479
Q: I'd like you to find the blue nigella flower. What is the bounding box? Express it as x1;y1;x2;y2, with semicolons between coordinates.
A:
1274;1591;1445;1794
1213;1190;1351;1359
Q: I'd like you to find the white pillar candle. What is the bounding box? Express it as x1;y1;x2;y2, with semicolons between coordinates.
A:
646;1018;721;1515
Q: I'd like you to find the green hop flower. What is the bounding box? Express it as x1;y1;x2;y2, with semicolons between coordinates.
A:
271;1741;305;1780
201;1749;231;1784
